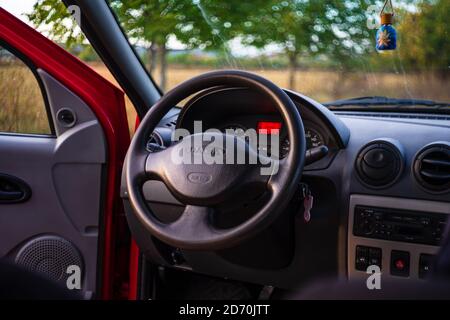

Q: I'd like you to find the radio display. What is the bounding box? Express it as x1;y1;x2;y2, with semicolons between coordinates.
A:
396;226;423;237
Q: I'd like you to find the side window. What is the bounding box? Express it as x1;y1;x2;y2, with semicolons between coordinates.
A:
0;45;52;135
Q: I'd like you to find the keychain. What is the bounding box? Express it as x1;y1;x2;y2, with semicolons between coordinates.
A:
303;193;313;223
376;0;397;51
298;183;313;223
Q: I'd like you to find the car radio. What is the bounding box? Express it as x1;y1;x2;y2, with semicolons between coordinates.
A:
353;206;448;246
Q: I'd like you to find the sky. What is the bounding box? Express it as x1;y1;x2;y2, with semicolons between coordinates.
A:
0;0;35;23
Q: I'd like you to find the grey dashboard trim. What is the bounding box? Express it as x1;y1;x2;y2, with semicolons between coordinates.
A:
39;70;101;137
348;194;450;282
285;90;350;148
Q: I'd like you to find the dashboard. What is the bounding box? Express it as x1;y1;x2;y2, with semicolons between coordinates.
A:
124;86;450;290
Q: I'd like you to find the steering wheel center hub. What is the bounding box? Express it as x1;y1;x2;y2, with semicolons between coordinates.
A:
161;132;256;205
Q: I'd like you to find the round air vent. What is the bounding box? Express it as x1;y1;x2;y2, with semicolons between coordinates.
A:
413;143;450;193
355;140;404;188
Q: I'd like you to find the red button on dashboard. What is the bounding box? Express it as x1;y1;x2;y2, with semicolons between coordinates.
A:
395;259;405;270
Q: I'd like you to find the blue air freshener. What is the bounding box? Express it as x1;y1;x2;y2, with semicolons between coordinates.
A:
376;13;397;51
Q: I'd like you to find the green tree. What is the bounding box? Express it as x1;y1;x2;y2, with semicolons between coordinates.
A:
240;0;373;89
27;0;267;90
109;0;263;89
173;1;270;64
109;0;190;90
27;0;83;48
397;0;450;76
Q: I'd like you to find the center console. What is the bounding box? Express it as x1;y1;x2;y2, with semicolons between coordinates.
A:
348;195;450;280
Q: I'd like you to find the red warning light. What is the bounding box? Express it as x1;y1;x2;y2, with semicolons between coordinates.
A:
257;121;282;134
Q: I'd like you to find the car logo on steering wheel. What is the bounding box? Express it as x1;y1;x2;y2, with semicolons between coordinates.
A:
187;172;212;184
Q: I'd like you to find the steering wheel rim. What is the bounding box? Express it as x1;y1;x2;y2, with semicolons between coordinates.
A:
125;70;306;250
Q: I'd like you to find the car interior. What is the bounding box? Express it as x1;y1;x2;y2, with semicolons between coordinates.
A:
0;0;449;301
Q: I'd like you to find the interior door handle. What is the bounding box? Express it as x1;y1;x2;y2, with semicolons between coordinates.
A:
0;174;32;204
0;190;25;201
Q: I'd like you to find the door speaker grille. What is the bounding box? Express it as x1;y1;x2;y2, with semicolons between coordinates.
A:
15;235;83;283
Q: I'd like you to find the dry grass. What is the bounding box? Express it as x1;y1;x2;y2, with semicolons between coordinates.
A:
158;66;450;102
0;64;51;134
1;61;449;136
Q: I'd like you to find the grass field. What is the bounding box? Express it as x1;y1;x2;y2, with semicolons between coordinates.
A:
0;64;51;134
93;64;450;102
1;61;449;135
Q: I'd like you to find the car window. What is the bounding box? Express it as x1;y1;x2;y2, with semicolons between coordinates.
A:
0;45;51;135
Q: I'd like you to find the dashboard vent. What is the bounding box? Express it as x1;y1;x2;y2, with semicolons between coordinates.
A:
413;144;450;193
355;140;404;188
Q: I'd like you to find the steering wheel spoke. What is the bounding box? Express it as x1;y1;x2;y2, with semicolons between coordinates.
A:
145;149;166;180
161;205;221;246
267;158;289;192
244;156;285;188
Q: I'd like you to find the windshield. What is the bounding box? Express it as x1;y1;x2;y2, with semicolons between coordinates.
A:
27;0;450;108
108;0;449;106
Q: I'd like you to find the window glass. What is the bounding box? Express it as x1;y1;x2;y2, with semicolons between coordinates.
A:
0;45;51;134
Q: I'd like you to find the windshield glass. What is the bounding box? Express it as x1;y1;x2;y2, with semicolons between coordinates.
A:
24;0;450;108
108;0;449;106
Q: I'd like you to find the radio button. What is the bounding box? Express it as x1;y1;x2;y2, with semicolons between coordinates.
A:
356;246;382;271
419;254;435;279
368;248;382;269
355;246;369;271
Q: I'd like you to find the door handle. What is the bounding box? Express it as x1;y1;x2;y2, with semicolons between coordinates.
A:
0;174;32;204
0;190;25;201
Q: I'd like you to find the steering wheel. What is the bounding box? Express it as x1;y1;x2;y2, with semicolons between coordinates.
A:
125;70;306;250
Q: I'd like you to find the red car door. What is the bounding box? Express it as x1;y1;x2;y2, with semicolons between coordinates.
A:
0;8;130;299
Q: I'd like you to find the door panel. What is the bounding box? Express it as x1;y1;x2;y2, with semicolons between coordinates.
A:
0;71;106;298
0;8;130;299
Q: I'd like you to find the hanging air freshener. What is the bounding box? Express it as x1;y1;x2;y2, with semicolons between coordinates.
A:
376;0;397;51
